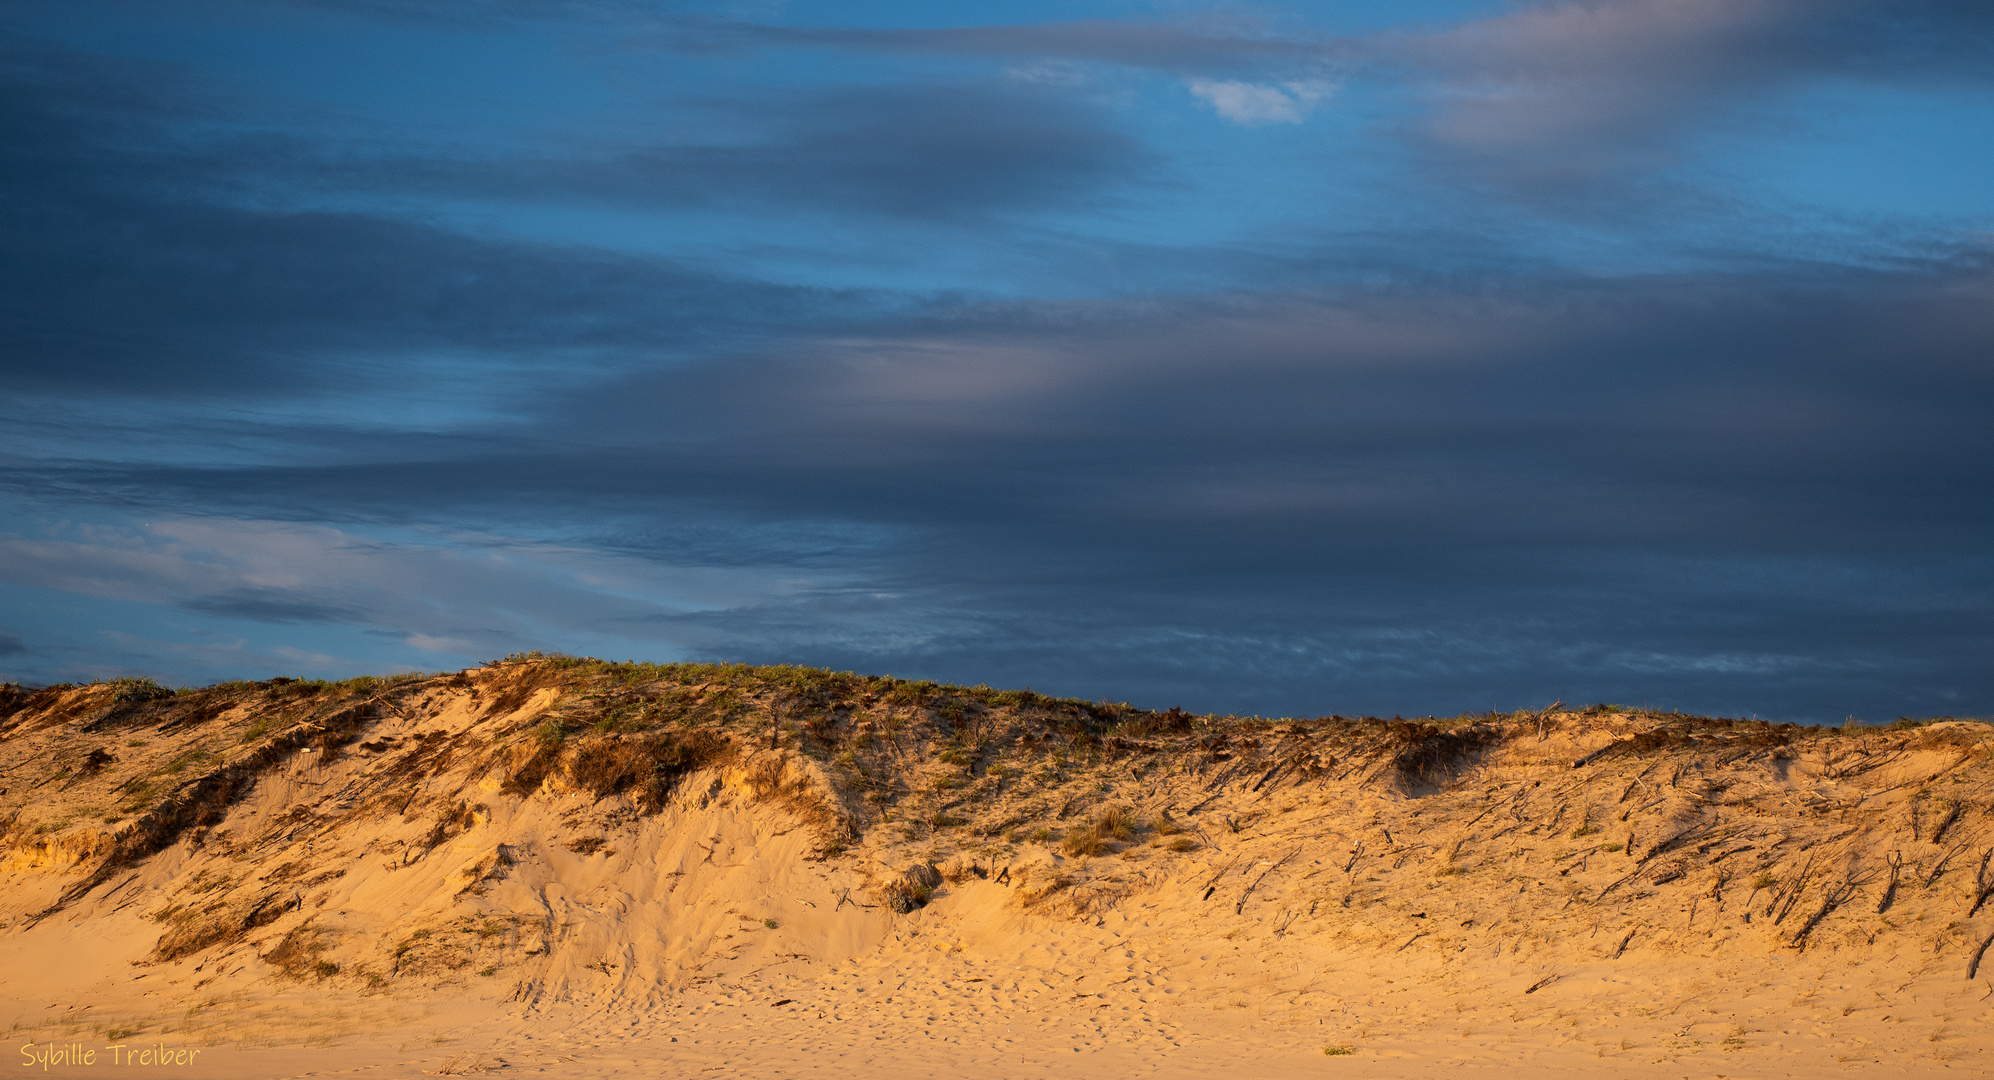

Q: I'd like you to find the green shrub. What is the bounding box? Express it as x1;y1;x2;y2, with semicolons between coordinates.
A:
107;677;172;703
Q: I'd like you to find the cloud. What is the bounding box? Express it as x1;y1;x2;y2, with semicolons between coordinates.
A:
0;41;1161;406
638;2;1994;198
1186;79;1331;125
4;4;1992;719
179;590;371;625
0;45;866;398
648;15;1338;80
1384;0;1994;193
9;251;1990;718
0;518;818;667
447;81;1153;220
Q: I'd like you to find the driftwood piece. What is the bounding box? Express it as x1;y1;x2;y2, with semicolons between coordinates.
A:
1969;928;1994;981
1877;850;1904;915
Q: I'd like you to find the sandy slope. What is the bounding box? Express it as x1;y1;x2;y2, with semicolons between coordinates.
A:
1;663;1990;1077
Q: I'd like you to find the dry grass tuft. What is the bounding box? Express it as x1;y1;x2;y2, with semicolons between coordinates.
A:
1062;805;1136;857
261;921;334;980
1015;870;1074;907
431;1052;507;1074
154;891;298;962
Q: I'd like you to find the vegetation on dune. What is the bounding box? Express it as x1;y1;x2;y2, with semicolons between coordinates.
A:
0;655;1989;994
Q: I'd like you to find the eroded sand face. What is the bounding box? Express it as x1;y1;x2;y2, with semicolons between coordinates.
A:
2;667;1989;1077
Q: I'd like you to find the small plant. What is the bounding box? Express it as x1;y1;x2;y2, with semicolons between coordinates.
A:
763;918;779;929
1570;824;1597;838
1323;1044;1355;1056
313;960;339;978
1168;837;1199;853
929;811;966;828
1752;873;1777;890
881;880;934;913
478;967;497;977
1601;842;1622;852
1063;829;1110;857
535;719;567;748
1029;827;1056;844
1152;812;1183;836
107;676;172;703
1096;805;1136;841
1062;806;1136;857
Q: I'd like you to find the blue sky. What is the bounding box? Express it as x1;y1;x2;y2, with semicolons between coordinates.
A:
3;0;1990;721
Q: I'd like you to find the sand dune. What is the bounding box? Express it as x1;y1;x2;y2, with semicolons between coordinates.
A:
2;661;1990;1076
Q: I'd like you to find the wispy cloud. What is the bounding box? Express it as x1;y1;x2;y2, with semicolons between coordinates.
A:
1386;0;1994;193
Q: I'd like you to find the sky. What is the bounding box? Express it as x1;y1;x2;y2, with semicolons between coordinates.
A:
2;0;1991;722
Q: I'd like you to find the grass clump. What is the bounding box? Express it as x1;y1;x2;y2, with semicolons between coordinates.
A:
1061;806;1136;857
881;880;934;914
1323;1044;1355;1056
107;676;173;703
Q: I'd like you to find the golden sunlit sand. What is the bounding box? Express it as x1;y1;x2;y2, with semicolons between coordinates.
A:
3;661;1990;1077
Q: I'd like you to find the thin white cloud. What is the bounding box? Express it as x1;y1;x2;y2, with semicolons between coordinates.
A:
0;518;804;658
1187;78;1332;125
